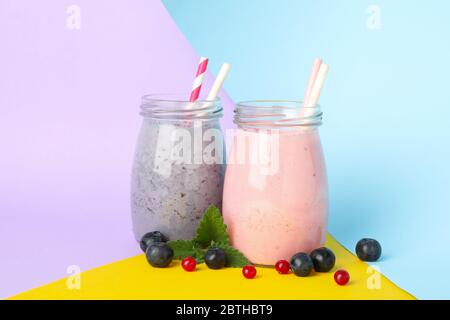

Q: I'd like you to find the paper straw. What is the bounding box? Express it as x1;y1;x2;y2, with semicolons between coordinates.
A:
306;63;329;108
189;57;209;102
303;58;323;109
207;63;231;100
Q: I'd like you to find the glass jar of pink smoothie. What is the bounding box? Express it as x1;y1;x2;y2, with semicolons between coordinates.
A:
222;100;328;265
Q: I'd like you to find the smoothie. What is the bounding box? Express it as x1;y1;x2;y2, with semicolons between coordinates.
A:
131;106;225;241
223;128;328;265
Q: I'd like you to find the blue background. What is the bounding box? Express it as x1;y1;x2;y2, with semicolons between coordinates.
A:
163;0;450;299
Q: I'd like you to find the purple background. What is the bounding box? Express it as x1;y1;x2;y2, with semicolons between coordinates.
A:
0;0;233;298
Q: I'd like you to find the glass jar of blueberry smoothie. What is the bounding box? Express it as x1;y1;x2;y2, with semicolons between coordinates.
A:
131;95;225;241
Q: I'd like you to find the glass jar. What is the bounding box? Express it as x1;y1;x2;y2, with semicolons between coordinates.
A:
131;95;225;241
222;100;328;265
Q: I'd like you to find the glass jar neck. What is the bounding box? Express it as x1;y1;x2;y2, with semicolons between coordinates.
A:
234;100;322;130
140;94;223;120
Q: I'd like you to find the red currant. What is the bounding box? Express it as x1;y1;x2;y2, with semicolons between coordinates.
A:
334;269;350;286
275;260;290;274
181;257;196;272
242;265;257;279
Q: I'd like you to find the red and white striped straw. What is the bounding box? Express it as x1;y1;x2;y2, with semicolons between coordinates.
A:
189;57;209;102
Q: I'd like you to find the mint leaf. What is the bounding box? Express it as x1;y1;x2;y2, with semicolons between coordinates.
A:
168;240;196;259
168;240;205;263
215;243;249;268
167;205;249;266
192;247;205;263
194;205;230;248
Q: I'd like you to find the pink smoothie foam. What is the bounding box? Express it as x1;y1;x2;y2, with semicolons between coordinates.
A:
223;128;328;265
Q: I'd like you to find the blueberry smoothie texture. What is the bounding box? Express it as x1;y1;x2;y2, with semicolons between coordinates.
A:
131;118;225;241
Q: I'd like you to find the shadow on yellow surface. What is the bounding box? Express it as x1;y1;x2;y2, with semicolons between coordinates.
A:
10;234;415;300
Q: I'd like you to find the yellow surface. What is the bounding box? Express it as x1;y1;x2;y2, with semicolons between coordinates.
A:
10;234;414;300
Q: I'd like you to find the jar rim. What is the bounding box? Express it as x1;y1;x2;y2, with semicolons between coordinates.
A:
237;99;319;109
234;100;322;129
142;93;220;104
140;94;223;120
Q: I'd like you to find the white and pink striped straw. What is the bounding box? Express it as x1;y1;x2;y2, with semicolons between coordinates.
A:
300;57;329;120
303;57;323;108
189;57;209;102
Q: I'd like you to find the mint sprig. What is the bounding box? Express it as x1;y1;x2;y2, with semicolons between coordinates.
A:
194;205;230;248
169;240;204;263
214;243;249;268
168;205;249;267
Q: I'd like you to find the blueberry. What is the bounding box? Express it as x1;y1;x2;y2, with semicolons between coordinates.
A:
356;238;382;262
140;231;168;252
310;247;336;272
290;252;314;277
145;243;173;268
204;247;227;269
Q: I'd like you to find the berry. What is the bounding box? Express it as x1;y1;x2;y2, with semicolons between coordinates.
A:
334;269;350;286
181;257;197;272
290;253;314;277
310;247;336;272
275;260;290;274
355;238;382;262
204;247;227;269
242;265;257;279
145;242;173;268
140;231;168;252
